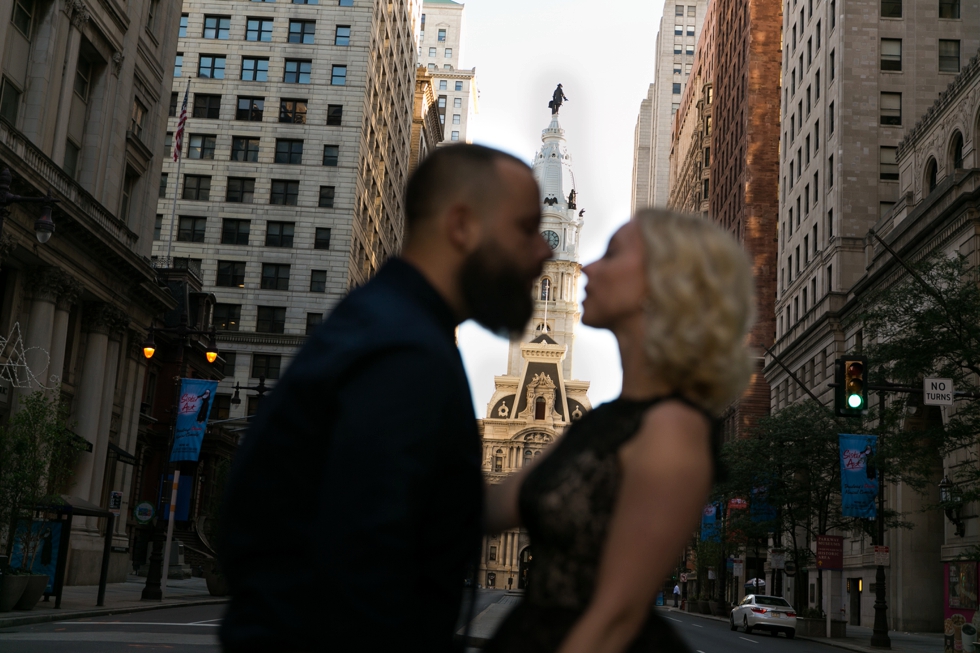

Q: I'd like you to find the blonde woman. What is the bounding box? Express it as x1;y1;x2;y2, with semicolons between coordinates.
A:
484;209;755;653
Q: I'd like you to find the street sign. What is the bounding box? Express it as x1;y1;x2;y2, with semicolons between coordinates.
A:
784;560;797;577
874;545;890;566
732;559;744;577
109;491;122;516
680;573;688;583
770;549;786;570
816;535;844;570
924;377;954;406
134;502;155;525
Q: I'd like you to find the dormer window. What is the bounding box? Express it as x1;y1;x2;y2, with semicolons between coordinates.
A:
535;396;546;420
540;278;551;301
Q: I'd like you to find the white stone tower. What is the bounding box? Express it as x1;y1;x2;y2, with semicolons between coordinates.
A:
477;108;591;590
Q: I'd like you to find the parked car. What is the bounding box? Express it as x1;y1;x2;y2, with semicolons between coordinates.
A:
730;594;797;638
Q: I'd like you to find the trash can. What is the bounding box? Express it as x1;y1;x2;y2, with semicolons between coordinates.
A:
962;623;976;652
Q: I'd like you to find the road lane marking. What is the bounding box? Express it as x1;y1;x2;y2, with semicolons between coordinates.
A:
740;636;759;643
665;616;683;622
691;623;703;627
189;619;222;624
697;650;706;653
55;621;220;627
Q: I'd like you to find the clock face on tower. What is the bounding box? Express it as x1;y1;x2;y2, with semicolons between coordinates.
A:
542;230;560;250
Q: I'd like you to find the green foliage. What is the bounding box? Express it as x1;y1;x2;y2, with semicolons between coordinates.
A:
0;391;82;572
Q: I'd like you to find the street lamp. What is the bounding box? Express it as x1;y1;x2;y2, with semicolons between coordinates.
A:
141;321;218;364
230;375;270;406
940;473;966;537
0;167;60;244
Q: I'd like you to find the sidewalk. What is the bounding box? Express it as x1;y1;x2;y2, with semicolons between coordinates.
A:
0;575;227;629
657;606;943;653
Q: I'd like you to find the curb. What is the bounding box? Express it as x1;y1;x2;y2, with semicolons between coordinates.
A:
0;597;229;629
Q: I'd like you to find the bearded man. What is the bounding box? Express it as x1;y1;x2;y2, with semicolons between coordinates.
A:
219;144;551;653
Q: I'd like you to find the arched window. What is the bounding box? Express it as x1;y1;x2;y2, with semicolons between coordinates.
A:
523;449;533;467
950;132;964;170
534;396;546;420
925;158;938;193
494;449;503;472
540;278;551;301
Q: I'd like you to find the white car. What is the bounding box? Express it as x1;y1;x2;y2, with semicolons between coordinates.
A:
730;594;797;638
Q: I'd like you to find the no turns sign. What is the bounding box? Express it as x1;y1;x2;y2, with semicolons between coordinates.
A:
924;378;954;406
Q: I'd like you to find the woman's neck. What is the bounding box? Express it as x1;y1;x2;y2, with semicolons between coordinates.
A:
616;319;672;401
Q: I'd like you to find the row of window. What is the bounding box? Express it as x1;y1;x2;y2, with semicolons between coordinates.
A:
214;304;323;335
879;0;961;19
206;260;318;292
174;94;343;126
177;54;347;85
179;15;349;46
165;134;341;167
674;5;698;17
673;25;697;36
423;47;454;59
162;216;332;250
171;175;336;207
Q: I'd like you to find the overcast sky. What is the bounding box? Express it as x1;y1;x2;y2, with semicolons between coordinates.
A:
453;0;666;416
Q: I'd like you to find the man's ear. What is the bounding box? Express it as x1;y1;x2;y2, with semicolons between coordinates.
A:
444;201;482;253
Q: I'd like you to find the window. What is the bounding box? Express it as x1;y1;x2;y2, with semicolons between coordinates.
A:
456;81;463;91
880;92;901;126
203;15;231;39
686;45;694;55
939;40;960;72
880;146;898;180
198;55;226;79
829;101;834;135
881;0;901;16
169;92;179;117
327;104;343;125
925;158;938;192
688;5;696;15
306;313;322;335
438;28;446;41
673;83;682;94
236;97;264;121
271;180;299;205
174;53;183;77
454;98;462;108
827;210;834;239
261;263;290;290
120;170;136;225
226;178;256;204
285;60;313;84
274;100;307;126
429;47;437;57
75;59;92;101
334;25;351;46
251;354;281;380
154;215;163;240
194;94;222;119
439;80;447;91
212;395;231;420
675;4;684;15
12;0;33;37
310;270;327;292
674;44;683;55
805;136;810;164
880;201;895;218
146;0;159;30
287;19;316;43
331;65;347;85
241;57;269;82
246;18;274;41
275;139;304;164
231;137;260;162
830;0;836;28
295;0;321;3
157;172;167;198
314;227;331;249
220;352;237;377
265;221;295;247
130;99;146;140
687;26;694;36
830;49;835;80
881;39;901;71
0;78;20;124
952;132;965;169
164;132;173;158
256;307;286;334
675;25;683;35
453;114;460;125
939;0;960;18
183;175;211;200
318;186;335;208
322;145;339;166
216;261;246;287
828;155;834;187
221;219;251;244
673;64;682;74
188;134;216;159
177;216;207;242
179;13;188;37
815;70;820;99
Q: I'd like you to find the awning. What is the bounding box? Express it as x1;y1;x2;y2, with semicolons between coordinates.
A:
107;442;136;465
68;430;93;453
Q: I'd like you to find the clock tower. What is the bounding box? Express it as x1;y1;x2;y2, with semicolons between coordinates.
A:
476;109;592;591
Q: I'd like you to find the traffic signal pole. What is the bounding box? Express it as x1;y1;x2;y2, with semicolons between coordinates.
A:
871;388;891;649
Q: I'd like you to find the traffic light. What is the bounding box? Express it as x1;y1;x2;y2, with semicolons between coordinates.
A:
835;356;868;416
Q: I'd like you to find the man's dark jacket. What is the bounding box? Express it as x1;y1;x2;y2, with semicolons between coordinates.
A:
219;259;484;652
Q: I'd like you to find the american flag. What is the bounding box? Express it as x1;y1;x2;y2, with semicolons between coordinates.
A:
173;86;188;162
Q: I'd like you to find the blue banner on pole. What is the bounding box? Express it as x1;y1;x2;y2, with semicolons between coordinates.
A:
750;485;778;523
700;503;720;542
169;378;219;462
839;434;878;519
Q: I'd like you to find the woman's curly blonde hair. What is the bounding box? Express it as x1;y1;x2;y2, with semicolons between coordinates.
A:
636;208;756;416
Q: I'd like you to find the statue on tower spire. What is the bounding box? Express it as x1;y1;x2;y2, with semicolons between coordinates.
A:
548;84;568;115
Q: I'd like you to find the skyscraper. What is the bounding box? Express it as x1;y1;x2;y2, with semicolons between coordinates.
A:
631;0;708;212
154;0;421;419
418;0;478;144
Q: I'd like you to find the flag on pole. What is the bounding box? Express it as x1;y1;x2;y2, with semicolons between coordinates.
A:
173;85;188;162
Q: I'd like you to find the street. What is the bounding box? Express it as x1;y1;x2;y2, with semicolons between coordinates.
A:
0;604;224;652
661;609;845;653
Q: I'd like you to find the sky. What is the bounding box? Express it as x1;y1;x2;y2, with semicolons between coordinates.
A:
452;0;666;416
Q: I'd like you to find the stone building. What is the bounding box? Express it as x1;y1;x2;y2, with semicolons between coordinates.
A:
409;66;443;171
478;111;591;590
154;0;422;420
418;0;477;144
665;0;782;441
631;0;708;212
766;0;980;631
0;0;182;583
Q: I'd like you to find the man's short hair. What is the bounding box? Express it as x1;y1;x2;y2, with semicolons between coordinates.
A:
404;144;529;233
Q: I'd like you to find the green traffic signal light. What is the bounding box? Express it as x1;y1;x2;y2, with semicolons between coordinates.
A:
835;356;868;416
847;393;863;409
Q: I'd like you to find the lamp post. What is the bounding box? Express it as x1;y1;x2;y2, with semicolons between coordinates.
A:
940;473;966;537
871;389;891;649
229;375;270;407
139;311;218;601
0;167;59;243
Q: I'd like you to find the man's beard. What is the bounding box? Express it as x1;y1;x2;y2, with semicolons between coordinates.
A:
460;243;535;339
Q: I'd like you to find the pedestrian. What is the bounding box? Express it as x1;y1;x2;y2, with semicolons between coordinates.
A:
482;209;756;653
218;144;551;653
673;583;681;607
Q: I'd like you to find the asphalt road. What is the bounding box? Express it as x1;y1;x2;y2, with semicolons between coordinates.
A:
662;609;844;653
0;603;224;652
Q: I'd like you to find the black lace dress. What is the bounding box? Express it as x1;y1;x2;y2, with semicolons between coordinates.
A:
485;396;719;653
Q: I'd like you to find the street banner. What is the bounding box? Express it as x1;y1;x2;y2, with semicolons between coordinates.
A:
839;434;878;519
751;485;777;522
816;534;844;570
700;503;720;542
169;378;219;462
10;520;61;593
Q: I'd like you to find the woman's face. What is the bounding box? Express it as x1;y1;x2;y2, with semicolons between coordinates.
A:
581;222;648;330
